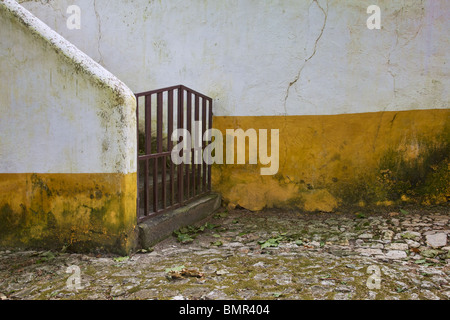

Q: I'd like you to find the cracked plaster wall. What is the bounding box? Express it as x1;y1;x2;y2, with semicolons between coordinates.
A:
1;0;137;174
18;0;450;117
13;0;450;213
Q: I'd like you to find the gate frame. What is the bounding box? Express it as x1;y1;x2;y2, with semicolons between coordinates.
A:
135;85;213;223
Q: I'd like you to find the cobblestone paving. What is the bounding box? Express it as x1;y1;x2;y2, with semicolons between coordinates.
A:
0;207;449;300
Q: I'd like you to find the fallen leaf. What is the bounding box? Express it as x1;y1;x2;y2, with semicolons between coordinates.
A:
165;265;186;273
388;212;399;217
205;222;219;229
414;259;426;264
181;268;204;278
216;269;229;276
214;212;228;219
259;237;283;249
176;233;194;244
165;266;204;280
167;271;184;280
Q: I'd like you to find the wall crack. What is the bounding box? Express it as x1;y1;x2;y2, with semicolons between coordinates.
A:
93;0;104;66
281;0;328;172
283;0;328;114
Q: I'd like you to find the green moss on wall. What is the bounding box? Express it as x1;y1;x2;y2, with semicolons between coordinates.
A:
0;173;137;255
334;134;449;207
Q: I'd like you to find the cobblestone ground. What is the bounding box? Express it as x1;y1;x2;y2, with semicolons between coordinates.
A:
0;207;449;300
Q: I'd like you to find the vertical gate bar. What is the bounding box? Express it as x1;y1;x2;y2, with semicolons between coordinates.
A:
144;159;148;216
157;92;163;153
156;92;163;153
186;92;192;199
162;155;166;209
144;95;152;215
202;97;207;193
145;95;152;154
208;98;213;191
177;87;184;204
151;95;158;213
196;96;201;195
136;96;140;219
193;94;199;196
168;89;174;206
157;92;166;209
153;159;158;213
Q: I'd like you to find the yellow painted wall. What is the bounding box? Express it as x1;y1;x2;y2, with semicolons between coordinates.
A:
212;109;449;212
0;173;137;254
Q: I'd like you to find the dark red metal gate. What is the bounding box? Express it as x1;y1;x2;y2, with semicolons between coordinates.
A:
135;85;213;222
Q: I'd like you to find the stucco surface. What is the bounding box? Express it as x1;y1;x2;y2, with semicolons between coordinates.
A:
213;109;449;211
19;0;450;116
0;1;138;252
1;0;137;174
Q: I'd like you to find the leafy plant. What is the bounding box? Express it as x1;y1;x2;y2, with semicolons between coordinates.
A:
401;232;418;240
214;211;228;219
113;256;129;262
36;251;56;264
211;241;223;247
396;287;408;293
173;222;219;243
205;222;219;229
165;265;186;273
175;232;194;244
258;236;283;249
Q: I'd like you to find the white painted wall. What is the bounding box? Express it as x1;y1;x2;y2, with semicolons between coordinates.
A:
0;0;136;174
18;0;450;116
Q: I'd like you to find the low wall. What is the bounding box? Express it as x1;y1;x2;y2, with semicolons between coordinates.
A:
213;109;449;211
0;0;137;254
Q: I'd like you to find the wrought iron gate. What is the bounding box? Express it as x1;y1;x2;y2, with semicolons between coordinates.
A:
135;85;213;222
